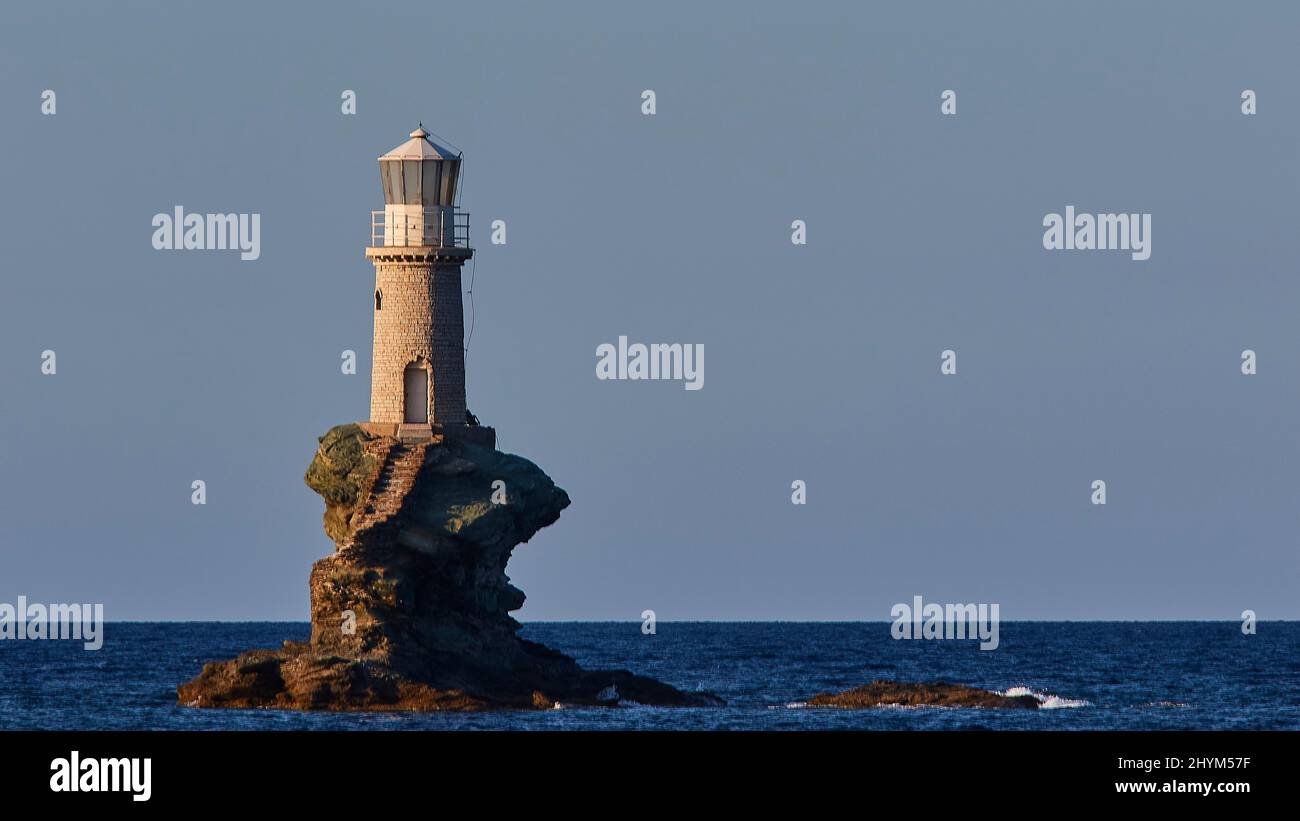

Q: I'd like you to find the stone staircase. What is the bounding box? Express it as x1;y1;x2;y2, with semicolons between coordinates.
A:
344;441;429;550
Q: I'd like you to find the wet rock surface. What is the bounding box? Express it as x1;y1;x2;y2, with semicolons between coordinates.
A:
805;680;1040;709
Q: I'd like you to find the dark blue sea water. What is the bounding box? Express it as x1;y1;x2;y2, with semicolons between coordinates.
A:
1;622;1296;730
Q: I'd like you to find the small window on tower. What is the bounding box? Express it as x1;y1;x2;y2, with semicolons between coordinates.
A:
375;289;383;311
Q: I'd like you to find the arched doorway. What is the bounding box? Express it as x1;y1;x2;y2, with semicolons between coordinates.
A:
403;364;428;424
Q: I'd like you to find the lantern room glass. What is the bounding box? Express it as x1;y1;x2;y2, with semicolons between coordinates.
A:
440;164;457;204
421;162;441;206
401;161;420;205
381;161;402;204
380;159;460;206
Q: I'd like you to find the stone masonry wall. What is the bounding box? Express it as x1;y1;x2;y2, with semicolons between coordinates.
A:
429;264;467;426
369;261;466;425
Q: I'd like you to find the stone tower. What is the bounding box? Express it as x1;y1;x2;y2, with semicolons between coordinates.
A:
364;126;491;446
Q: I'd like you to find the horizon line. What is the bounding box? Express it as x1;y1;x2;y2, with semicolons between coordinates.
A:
82;618;1299;624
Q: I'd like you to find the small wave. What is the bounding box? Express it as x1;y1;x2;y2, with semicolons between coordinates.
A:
999;686;1090;709
1141;700;1189;709
784;702;807;709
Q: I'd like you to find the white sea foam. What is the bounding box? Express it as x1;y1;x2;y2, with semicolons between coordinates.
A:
1000;686;1090;709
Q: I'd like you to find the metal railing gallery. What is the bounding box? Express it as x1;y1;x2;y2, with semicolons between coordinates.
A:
370;207;470;247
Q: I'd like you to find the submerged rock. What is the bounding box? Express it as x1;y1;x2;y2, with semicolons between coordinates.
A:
178;424;721;711
805;680;1040;709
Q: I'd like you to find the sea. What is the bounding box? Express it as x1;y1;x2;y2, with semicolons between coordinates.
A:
1;622;1296;730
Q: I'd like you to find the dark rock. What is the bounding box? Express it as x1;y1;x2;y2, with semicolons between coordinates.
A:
805;680;1040;709
178;424;722;711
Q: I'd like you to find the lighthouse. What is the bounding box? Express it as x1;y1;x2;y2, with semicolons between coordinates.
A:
364;125;493;447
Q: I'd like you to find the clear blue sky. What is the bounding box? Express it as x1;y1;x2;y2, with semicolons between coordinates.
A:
1;1;1297;619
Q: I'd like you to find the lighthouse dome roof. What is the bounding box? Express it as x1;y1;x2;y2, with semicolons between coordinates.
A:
379;126;459;161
